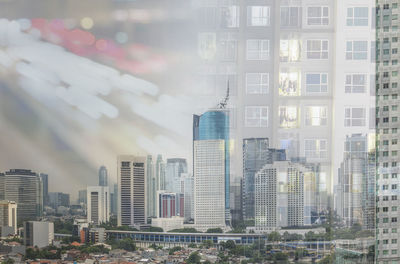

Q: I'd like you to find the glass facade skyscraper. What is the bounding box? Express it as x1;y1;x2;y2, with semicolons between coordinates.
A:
193;109;230;211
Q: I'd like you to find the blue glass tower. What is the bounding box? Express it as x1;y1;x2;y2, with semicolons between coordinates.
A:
193;109;230;211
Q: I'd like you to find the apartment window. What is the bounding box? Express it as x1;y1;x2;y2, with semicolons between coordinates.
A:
280;6;301;27
218;35;237;61
246;73;269;94
393;196;398;201
307;40;328;59
305;106;328;126
280;39;301;62
345;107;366;126
245;106;268;127
279;106;298;128
393;184;398;190
306;73;328;93
305;139;328;159
393;218;398;223
279;71;300;96
247;6;270;26
345;74;367;93
347;7;368;26
220;6;240;28
247;39;270;60
307;6;329;25
383;185;389;190
346;41;368;60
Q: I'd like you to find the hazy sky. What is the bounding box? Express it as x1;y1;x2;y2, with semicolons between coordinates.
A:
0;0;213;199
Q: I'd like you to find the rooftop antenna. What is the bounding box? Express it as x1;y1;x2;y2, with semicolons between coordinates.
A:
217;80;230;109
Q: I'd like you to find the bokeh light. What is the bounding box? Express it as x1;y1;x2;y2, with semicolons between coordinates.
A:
80;17;94;30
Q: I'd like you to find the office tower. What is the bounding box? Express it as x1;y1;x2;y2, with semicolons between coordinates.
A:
146;155;155;218
337;134;375;229
156;155;166;192
181;173;194;221
111;183;118;215
87;186;110;225
0;169;43;222
165;158;188;193
242;138;286;221
117;155;147;227
78;189;87;204
0;201;17;235
23;221;54;248
230;178;242;224
40;173;48;207
193;107;230;228
48;192;70;209
98;166;108;187
255;161;317;232
156;191;184;218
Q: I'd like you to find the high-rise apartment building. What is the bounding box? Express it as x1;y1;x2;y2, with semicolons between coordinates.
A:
0;169;43;222
0;201;17;235
376;1;400;262
98;166;108;187
194;0;375;219
117;155;147;227
255;161;317;232
242;138;286;221
87;186;110;225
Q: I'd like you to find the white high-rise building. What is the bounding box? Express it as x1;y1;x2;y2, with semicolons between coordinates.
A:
117;155;147;227
87;186;110;225
193;140;226;231
0;200;17;235
255;161;317;232
24;221;54;248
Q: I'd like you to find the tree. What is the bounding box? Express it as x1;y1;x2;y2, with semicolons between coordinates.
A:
186;251;201;264
168;246;182;255
1;258;15;264
224;240;236;250
112;238;136;251
168;228;201;233
268;231;281;242
201;240;214;249
206;228;223;233
147;226;164;232
274;252;288;262
188;243;197;248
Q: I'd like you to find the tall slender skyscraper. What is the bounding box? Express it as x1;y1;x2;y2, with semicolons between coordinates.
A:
40;173;48;207
117;155;147;227
193;107;230;229
0;169;43;222
99;166;108;187
146;155;155;217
